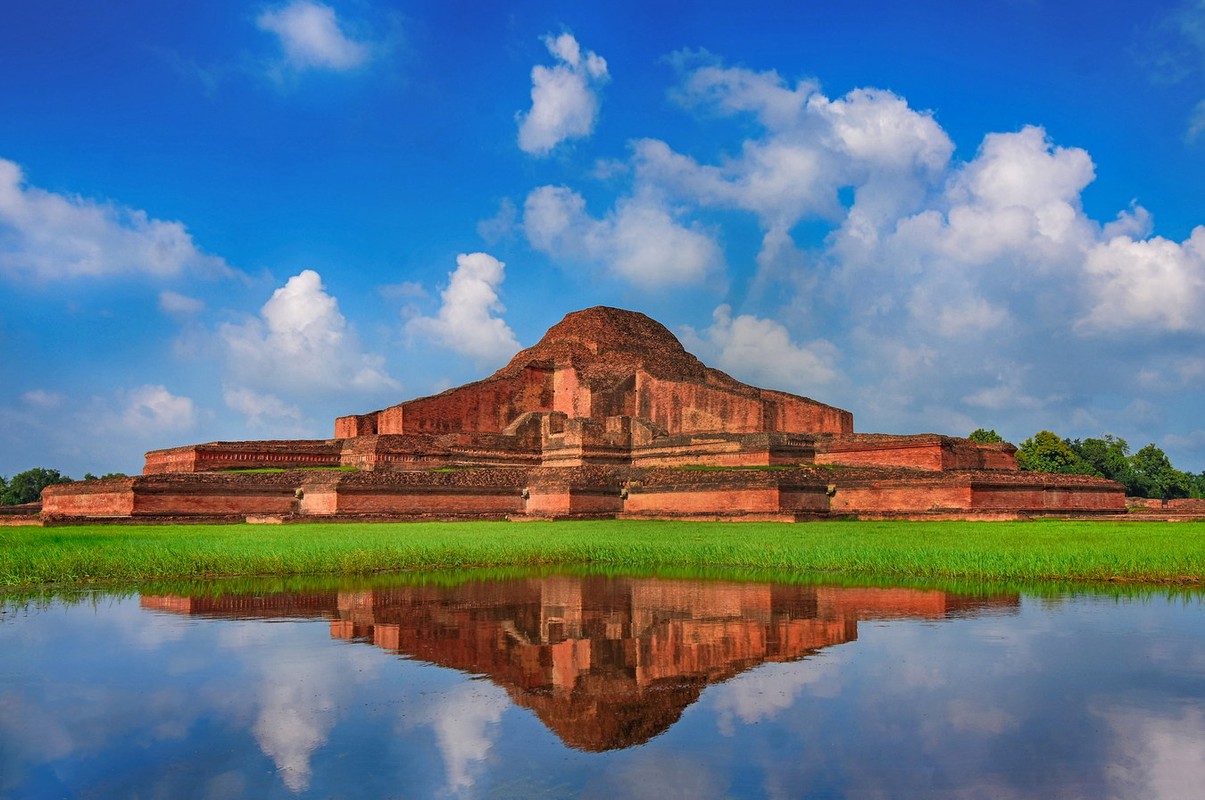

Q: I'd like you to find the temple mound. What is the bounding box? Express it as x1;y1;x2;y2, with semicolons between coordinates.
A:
43;306;1126;521
332;305;853;438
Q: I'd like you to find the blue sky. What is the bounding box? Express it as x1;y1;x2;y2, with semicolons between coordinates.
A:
2;0;1203;477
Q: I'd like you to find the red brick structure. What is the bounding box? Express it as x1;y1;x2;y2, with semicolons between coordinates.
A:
43;306;1126;521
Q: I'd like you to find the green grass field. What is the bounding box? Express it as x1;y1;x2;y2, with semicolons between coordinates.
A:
2;518;1203;589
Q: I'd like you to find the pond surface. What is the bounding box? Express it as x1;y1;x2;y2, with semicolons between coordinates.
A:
1;572;1203;799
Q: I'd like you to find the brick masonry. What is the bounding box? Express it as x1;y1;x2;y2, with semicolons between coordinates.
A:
42;307;1126;521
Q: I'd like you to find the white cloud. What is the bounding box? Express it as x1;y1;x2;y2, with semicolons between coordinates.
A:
377;280;426;302
1;384;205;476
1143;2;1205;140
961;379;1045;412
824;125;1197;346
1163;429;1205;459
220;269;397;396
523;185;722;287
517;33;609;156
908;287;1010;338
115;385;197;433
952;126;1095;213
257;1;369;73
0;158;230;282
672;56;815;129
657;62;953;230
1078;227;1205;333
682;305;841;393
158;290;205;316
20;390;64;410
405;252;520;366
1189;99;1205;142
607;57;1205;448
222;386;304;430
476;197;518;244
558;63;955;303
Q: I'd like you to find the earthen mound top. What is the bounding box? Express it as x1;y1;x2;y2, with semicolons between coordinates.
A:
494;306;720;387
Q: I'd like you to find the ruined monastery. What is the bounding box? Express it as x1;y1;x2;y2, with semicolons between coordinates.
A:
43;306;1126;521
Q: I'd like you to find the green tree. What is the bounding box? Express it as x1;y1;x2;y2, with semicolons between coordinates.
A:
83;472;127;481
1070;435;1139;493
1015;431;1096;474
968;428;1005;444
0;467;74;505
1131;444;1192;500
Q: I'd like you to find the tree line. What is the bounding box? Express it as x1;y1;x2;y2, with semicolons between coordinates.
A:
969;429;1205;499
0;468;126;506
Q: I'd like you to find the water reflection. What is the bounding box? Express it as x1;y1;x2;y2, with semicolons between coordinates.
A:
1;574;1202;799
142;577;1018;752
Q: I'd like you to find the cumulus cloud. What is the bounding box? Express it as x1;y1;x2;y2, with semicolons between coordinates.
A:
651;60;954;249
587;56;1205;454
681;305;841;392
220;269;397;398
405;252;520;366
257;1;369;73
1079;227;1205;333
523;185;722;287
114;385;198;434
1;384;204;476
540;60;950;293
517;33;609;156
0;158;230;282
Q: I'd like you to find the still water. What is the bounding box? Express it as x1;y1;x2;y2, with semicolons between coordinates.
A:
1;572;1202;799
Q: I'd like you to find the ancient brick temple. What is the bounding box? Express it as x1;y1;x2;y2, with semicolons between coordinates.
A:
43;306;1125;520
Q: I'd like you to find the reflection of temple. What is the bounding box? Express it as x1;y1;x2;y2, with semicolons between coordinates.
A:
142;577;1018;751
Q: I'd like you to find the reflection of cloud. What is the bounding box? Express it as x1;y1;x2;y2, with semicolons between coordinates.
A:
203;771;248;799
592;753;725;800
251;659;337;793
0;690;75;767
100;597;193;651
946;697;1017;735
711;654;845;736
217;621;356;794
1099;704;1205;800
405;681;508;796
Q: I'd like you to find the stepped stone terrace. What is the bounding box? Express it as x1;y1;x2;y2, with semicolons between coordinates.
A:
43;306;1126;521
